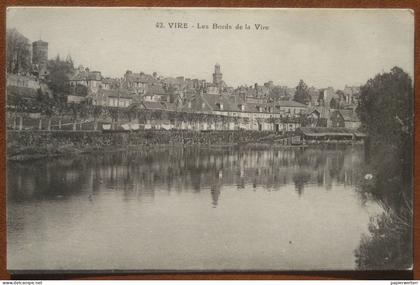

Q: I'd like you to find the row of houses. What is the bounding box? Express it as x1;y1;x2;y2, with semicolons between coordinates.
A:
88;90;307;131
64;65;361;132
86;89;360;132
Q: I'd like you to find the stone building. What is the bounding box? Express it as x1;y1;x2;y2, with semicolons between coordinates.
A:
343;85;361;105
123;70;157;94
68;66;103;94
90;88;134;107
330;109;361;129
212;63;223;88
7;73;40;89
32;40;48;66
31;40;49;79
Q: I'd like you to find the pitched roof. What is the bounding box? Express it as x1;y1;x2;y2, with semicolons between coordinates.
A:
125;72;157;84
70;70;102;81
181;94;309;114
180;93;210;113
243;102;269;113
305;106;330;118
146;84;167;95
274;100;307;108
100;88;133;99
243;100;306;113
338;109;360;122
181;93;235;113
162;77;183;86
102;77;118;85
202;94;240;112
87;72;102;81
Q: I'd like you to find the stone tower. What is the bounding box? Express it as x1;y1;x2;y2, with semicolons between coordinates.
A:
212;63;223;87
32;40;48;66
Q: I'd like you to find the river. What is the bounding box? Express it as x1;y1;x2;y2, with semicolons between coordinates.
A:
7;145;384;271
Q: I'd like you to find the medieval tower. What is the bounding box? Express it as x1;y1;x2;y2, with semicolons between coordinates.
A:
212;63;223;88
32;40;48;66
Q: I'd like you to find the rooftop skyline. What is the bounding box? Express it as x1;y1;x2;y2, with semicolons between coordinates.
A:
7;8;414;89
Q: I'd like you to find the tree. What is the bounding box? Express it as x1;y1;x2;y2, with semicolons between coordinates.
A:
354;67;413;270
6;28;31;74
65;54;74;67
329;98;339;109
8;96;29;130
357;67;412;146
294;80;310;105
336;90;345;101
46;56;74;97
75;84;88;96
357;66;413;201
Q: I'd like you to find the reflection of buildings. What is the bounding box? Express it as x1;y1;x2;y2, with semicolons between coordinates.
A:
211;184;221;207
8;147;364;207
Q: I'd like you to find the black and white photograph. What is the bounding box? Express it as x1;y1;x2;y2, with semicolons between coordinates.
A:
5;7;414;272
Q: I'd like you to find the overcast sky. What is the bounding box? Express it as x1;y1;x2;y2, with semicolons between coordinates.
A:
7;8;414;89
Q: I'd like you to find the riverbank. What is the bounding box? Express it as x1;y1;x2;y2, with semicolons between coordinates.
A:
7;129;363;161
6;130;285;161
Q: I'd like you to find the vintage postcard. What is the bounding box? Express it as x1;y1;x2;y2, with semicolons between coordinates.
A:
5;7;414;272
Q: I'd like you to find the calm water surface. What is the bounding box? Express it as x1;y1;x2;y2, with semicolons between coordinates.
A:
7;146;383;271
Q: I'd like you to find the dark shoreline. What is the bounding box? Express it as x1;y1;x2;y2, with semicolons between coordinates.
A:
6;129;362;162
7;142;311;162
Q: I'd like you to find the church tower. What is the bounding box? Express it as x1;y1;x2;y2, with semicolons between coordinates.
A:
212;63;223;87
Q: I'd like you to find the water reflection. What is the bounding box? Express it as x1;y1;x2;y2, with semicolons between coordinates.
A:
7;145;382;271
8;146;365;206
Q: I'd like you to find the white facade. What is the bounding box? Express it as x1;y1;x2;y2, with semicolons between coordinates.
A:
108;97;132;107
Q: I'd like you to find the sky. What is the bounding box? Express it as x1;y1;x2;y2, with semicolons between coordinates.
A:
6;8;414;89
